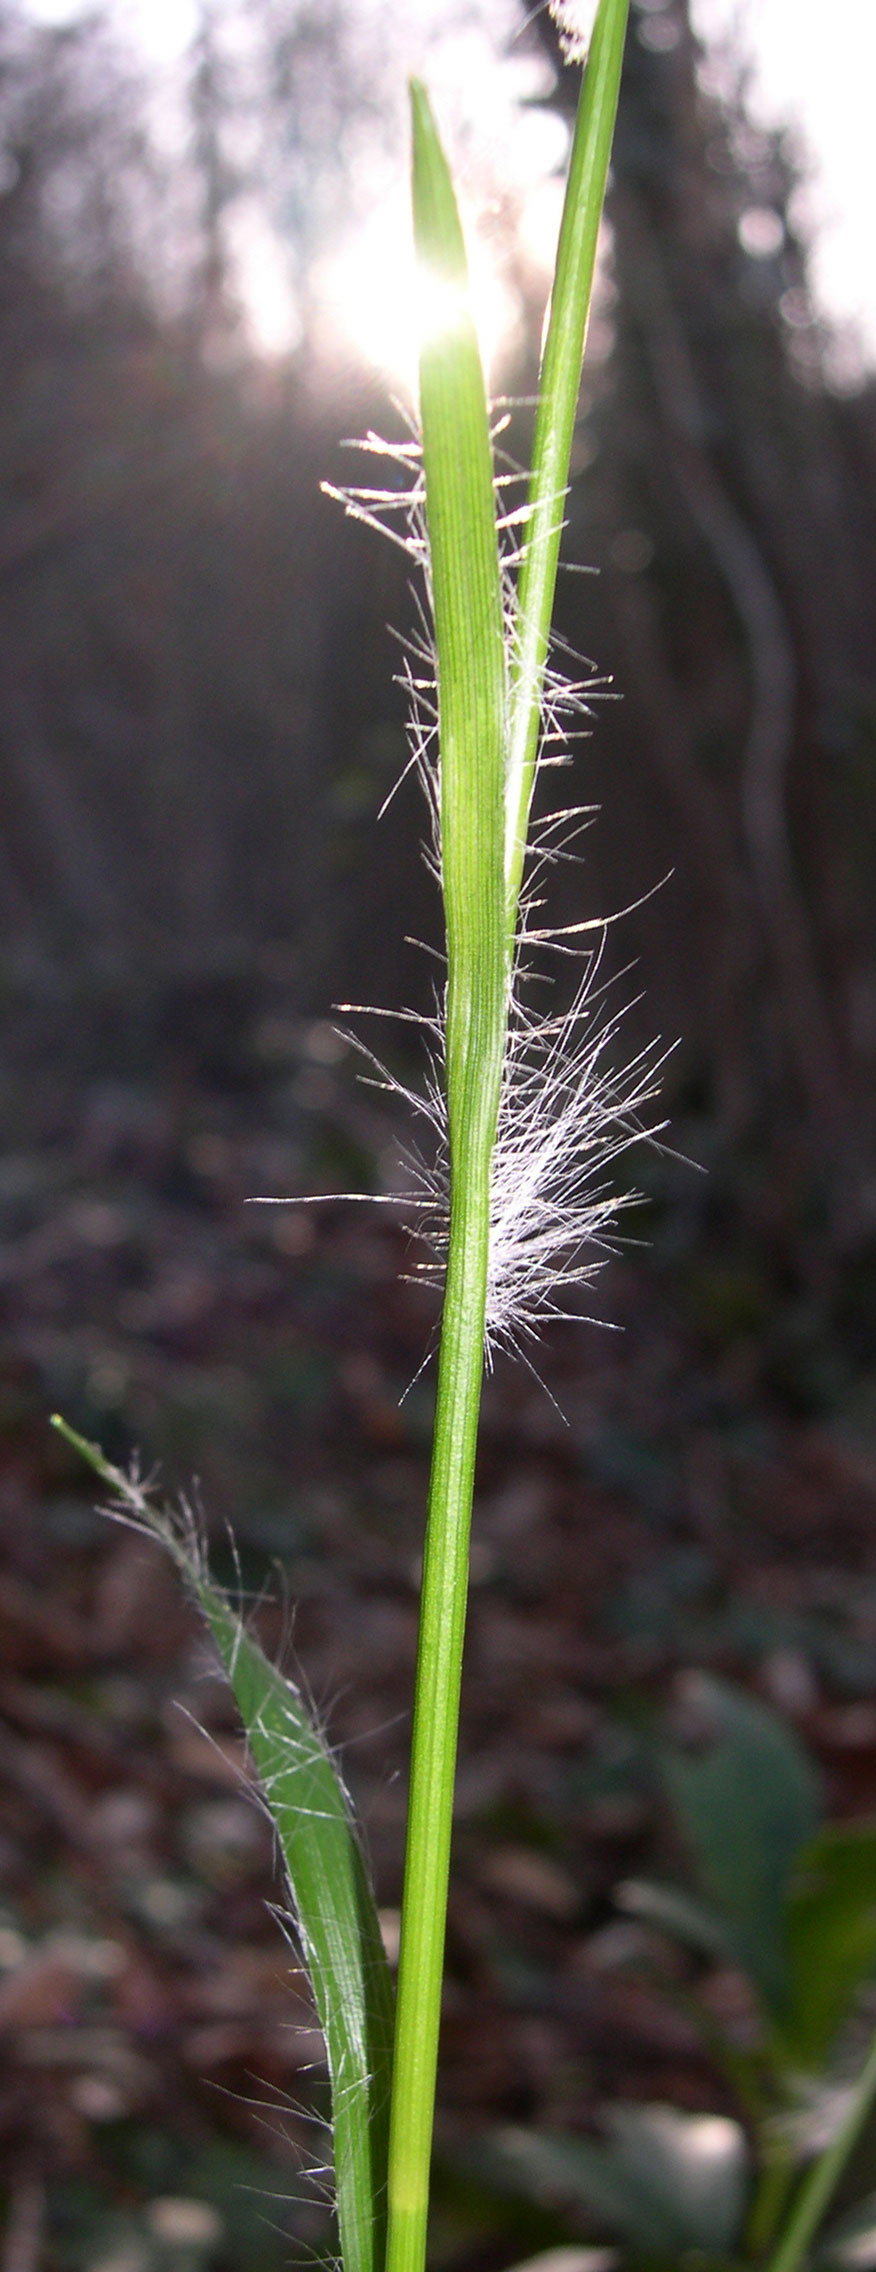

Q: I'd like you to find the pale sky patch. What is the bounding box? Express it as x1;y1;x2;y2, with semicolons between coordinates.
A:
691;0;876;368
20;0;876;378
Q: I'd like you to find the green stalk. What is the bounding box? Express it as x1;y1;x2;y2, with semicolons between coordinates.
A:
386;22;630;2272
765;2031;876;2272
504;0;630;947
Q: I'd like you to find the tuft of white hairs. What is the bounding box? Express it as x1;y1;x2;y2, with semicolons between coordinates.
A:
548;0;601;64
319;405;667;1366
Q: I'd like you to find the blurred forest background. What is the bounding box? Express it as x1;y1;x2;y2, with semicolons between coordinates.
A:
2;1;876;2268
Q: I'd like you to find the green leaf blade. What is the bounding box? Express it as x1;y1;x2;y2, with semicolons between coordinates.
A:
196;1583;395;2272
50;1422;393;2272
409;78;507;1161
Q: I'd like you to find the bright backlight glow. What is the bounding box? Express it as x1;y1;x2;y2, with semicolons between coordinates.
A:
315;194;518;398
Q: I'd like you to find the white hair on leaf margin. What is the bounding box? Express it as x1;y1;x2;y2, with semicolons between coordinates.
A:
287;406;669;1363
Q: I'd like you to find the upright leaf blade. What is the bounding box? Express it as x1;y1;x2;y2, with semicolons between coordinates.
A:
409;77;507;1152
385;90;509;2272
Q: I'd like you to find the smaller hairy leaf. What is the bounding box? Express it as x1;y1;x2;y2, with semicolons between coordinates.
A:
51;1418;394;2272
